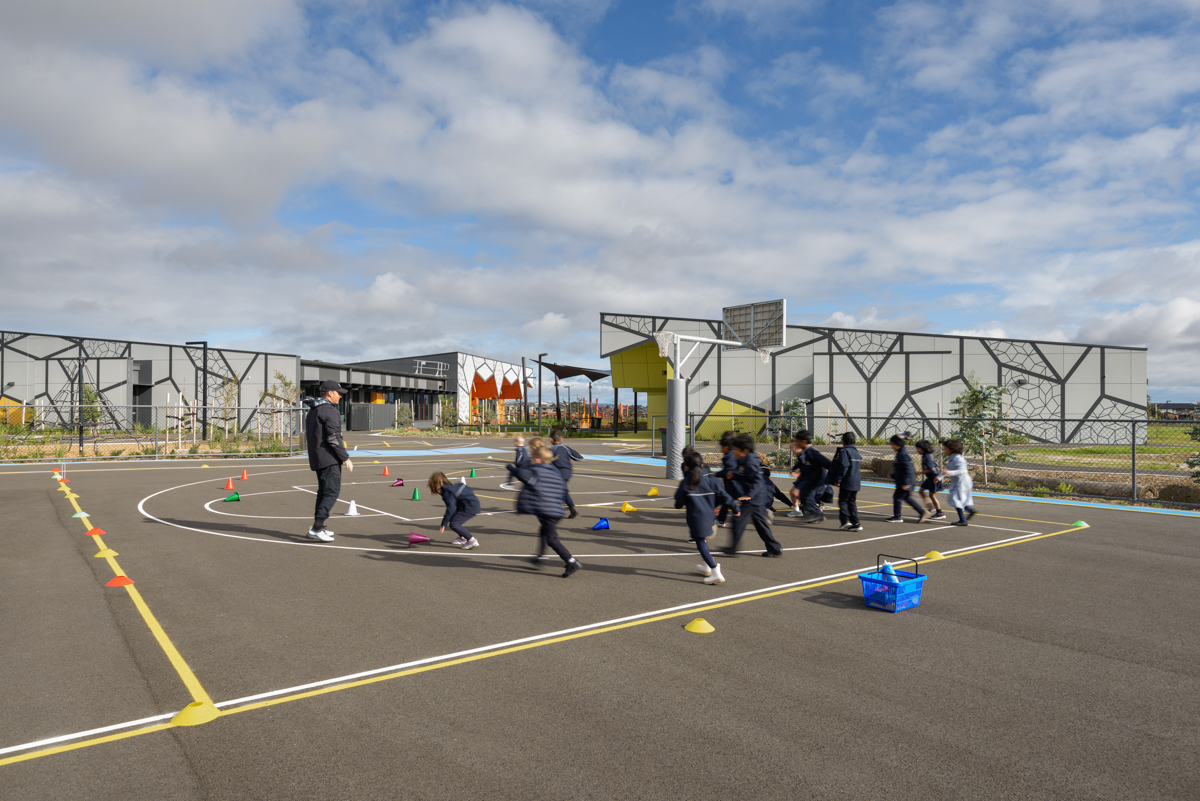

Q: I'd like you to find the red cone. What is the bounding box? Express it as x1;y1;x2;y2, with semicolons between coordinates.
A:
382;466;390;477
86;528;106;537
106;576;134;587
240;470;249;481
224;478;235;491
408;532;430;545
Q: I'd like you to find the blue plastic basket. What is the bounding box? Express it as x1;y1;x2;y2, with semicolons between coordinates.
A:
859;554;928;613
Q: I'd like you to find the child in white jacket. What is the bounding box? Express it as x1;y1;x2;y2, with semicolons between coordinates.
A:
940;439;976;527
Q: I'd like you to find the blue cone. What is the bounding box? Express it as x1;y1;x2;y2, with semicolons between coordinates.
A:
592;518;610;530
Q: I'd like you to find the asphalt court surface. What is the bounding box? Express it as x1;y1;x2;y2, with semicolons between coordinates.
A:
1;435;1198;800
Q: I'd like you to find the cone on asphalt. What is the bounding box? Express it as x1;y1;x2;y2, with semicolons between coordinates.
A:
172;701;220;726
224;478;235;491
345;500;360;516
105;575;134;587
621;502;637;513
86;528;105;536
408;531;430;546
592;518;610;530
923;551;945;561
72;511;89;518
94;549;118;558
382;466;390;477
391;478;404;487
240;469;249;481
224;492;240;502
470;468;477;478
411;488;421;501
647;487;659;497
1073;520;1088;527
684;618;715;634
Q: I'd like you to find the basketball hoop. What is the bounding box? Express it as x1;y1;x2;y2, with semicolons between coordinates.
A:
654;332;676;360
757;348;771;364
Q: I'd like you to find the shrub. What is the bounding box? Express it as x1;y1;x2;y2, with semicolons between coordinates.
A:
1056;481;1074;494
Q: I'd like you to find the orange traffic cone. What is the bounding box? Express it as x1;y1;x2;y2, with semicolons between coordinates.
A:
239;470;249;481
382;466;390;477
224;478;235;491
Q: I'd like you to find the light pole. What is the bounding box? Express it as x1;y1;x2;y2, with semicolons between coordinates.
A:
537;353;547;432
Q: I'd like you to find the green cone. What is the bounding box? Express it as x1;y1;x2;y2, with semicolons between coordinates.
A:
411;488;421;501
224;492;240;502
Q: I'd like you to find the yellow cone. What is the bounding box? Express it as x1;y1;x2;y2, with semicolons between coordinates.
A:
201;464;209;468
923;551;944;561
171;700;220;726
684;618;715;634
94;549;118;558
373;460;379;464
621;502;637;513
647;487;659;497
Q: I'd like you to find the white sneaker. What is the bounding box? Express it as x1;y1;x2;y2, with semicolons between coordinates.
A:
306;527;334;542
462;537;479;550
697;563;713;577
703;564;725;585
786;510;805;518
849;525;864;532
450;536;467;546
839;523;853;531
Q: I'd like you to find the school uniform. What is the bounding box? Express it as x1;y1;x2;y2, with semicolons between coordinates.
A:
675;468;735;569
891;447;924;519
795;446;832;517
514;462;575;566
919;452;942;494
715;450;740;524
440;482;481;541
943;453;976;522
728;452;784;556
551;442;585;515
828;445;862;527
505;445;530;483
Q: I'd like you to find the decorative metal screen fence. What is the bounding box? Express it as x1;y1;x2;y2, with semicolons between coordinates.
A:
0;403;304;462
663;413;1200;508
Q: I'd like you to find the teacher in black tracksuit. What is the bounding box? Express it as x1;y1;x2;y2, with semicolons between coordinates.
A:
303;379;353;542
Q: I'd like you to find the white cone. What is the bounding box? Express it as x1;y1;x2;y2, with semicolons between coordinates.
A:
345;500;360;516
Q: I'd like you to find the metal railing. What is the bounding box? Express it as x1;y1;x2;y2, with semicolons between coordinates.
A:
645;412;1200;508
0;403;303;462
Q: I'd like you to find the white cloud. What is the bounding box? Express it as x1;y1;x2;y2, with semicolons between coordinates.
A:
691;0;826;25
946;327;1007;338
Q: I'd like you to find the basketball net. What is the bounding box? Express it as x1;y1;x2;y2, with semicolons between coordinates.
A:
653;332;676;360
757;348;771;364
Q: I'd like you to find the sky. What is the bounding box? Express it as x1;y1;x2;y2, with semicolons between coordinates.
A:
1;0;1199;402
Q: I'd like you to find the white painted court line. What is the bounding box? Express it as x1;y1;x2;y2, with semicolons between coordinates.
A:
0;527;1059;757
290;486;411;521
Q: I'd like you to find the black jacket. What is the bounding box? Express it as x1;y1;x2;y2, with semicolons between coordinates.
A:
794;447;831;484
304;398;349;471
733;452;773;506
828;445;862;491
674;468;734;539
892;447;916;487
440;482;481;528
514;462;567;519
551;443;584;481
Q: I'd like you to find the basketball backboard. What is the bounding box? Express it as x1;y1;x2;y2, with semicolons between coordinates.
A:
721;299;786;351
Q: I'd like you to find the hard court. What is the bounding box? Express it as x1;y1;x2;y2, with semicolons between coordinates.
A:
1;434;1197;800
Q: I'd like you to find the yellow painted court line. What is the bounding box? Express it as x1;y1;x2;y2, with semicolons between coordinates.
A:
2;520;1085;766
56;475;213;707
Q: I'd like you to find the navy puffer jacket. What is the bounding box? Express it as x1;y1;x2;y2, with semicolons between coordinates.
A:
513;462;567;519
674;468;734;539
440;482;481;528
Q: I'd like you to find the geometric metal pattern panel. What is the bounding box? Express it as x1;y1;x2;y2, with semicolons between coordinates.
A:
832;330;897;379
986;339;1057;379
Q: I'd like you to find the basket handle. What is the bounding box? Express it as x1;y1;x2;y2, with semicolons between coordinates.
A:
877;554;920;577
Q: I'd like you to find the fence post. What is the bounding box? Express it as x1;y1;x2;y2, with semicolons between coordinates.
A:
1131;419;1138;502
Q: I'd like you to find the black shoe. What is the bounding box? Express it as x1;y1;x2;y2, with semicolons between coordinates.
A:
528;557;546;569
885;517;904;523
966;509;976;521
799;513;825;525
562;559;581;578
761;551;782;558
950;521;968;527
567;506;579;519
721;547;739;557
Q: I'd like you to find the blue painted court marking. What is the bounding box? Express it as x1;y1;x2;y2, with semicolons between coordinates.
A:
578;455;1200;518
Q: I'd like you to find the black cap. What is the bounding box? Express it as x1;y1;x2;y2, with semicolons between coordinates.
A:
319;379;349;394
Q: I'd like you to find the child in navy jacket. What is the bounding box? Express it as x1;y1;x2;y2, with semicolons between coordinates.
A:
886;435;928;523
514;445;582;577
726;434;784;558
827;432;863;531
429;471;482;549
550;429;585;519
675;450;735;584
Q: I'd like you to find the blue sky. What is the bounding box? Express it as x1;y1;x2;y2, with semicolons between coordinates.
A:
1;0;1199;402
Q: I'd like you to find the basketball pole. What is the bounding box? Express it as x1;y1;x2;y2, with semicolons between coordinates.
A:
661;333;743;480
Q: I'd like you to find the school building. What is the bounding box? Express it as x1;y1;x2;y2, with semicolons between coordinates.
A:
600;312;1149;444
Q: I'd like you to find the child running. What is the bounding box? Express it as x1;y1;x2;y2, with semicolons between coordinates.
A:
429;471;481;550
514;445;582;577
914;440;946;521
886;435;928;523
674;450;735;584
787;430;831;524
827;432;863;531
940;439;976;526
550;429;585;519
726;433;784;558
502;435;530;490
715;432;740;527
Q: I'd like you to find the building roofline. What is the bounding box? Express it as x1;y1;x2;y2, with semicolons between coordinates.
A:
0;328;300;358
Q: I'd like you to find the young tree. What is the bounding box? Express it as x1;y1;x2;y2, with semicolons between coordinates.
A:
950;371;1011;483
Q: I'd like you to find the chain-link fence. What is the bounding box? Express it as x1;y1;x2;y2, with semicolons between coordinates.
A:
651;412;1200;508
0;403;303;462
